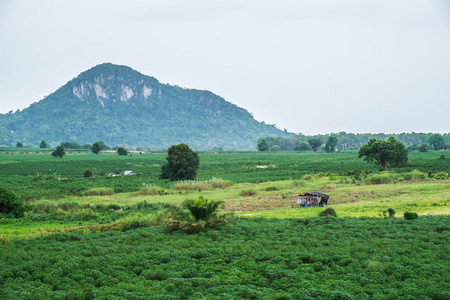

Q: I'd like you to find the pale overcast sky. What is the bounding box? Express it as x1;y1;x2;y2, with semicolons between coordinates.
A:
0;0;449;135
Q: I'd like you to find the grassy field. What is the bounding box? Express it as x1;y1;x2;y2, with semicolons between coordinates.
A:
1;149;449;299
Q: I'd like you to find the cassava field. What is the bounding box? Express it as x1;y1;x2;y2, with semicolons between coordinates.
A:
1;149;449;299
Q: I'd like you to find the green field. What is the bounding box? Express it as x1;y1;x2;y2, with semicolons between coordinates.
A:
1;149;449;299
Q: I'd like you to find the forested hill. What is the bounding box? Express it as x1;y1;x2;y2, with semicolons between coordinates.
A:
0;63;292;150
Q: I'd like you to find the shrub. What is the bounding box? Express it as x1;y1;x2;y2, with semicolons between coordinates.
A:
264;186;279;191
388;208;396;218
302;175;313;180
319;208;337;217
83;169;93;178
434;172;448;180
404;212;418;220
84;187;115;196
240;189;257;197
0;187;24;218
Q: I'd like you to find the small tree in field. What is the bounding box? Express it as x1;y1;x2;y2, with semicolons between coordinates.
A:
418;143;428;152
117;147;128;156
160;143;200;181
91;142;101;154
324;136;338;153
16;142;24;148
308;138;322;152
358;136;408;171
40;140;47;148
51;146;65;158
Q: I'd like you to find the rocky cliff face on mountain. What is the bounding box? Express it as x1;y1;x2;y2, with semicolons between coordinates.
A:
0;63;292;150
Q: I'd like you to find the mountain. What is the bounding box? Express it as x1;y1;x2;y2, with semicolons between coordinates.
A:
0;63;293;150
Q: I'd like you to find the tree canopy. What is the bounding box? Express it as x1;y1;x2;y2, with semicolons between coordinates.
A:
428;134;445;150
51;146;66;158
160;143;200;181
39;140;47;148
308;138;322;152
324;136;338;153
358;136;408;170
257;139;269;151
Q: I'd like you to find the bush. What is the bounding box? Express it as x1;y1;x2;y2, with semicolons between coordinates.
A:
0;188;24;218
264;186;279;191
434;172;448;180
404;211;418;220
319;208;337;217
240;189;257;197
83;169;93;178
388;208;396;218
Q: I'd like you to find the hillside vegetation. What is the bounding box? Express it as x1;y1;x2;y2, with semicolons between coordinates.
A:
0;63;292;150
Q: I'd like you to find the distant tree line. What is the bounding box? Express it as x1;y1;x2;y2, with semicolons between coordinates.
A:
257;132;450;151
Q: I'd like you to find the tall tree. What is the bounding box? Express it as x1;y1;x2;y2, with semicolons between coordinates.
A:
358;136;408;170
39;140;47;148
16;142;23;148
160;143;200;181
324;136;338;153
257;139;269;151
308;138;322;152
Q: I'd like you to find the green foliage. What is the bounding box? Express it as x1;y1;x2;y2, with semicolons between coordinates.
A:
319;208;337;217
16;142;23;148
324;136;338;153
160;143;200;181
1;217;448;298
269;145;281;152
428;133;445;150
308;138;322;152
39;140;47;148
440;154;446;160
358;136;408;170
434;172;448;180
258;139;269;151
84;169;93;178
164;196;230;233
0;187;24;218
388;208;396;218
117;147;128;156
404;211;419;220
51;145;66;158
294;142;312;151
91;142;101;154
61;141;81;149
0;64;292;150
418;143;428;152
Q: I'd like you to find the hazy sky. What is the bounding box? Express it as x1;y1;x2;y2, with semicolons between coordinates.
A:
1;0;449;135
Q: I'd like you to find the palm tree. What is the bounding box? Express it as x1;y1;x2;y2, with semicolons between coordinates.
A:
165;196;231;233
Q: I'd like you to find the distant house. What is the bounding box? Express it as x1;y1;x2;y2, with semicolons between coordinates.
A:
296;192;329;207
124;170;136;175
